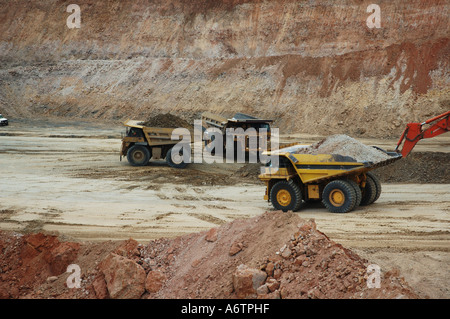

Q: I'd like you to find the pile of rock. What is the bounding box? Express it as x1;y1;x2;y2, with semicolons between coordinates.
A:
92;239;171;299
232;219;418;299
0;211;421;299
0;232;80;299
295;134;391;163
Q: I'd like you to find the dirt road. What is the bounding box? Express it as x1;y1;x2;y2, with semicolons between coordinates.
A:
0;118;449;298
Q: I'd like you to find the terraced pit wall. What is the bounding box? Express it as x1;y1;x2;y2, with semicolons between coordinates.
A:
0;0;449;137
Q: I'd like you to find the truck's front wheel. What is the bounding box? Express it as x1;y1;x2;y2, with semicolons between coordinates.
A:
270;180;303;212
127;145;151;166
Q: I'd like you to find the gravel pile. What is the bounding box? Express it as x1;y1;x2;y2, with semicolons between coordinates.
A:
295;134;391;163
141;113;193;129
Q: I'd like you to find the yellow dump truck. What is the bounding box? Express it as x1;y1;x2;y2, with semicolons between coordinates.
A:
201;112;273;156
120;120;193;168
259;144;401;213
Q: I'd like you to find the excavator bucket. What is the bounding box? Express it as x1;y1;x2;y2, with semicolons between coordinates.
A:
395;111;450;157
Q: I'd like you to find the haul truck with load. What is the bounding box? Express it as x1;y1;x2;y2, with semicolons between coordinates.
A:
259;110;449;214
259;143;402;214
259;110;450;214
120;120;193;169
201;112;273;158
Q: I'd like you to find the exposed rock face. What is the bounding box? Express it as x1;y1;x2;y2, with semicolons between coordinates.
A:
0;0;448;137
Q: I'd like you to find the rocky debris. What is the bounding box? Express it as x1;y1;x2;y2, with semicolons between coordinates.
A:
99;253;146;299
229;241;244;256
255;218;419;299
0;211;421;299
91;273;109;299
373;152;450;184
140;113;193;130
145;270;167;293
49;242;81;275
295;134;391;163
205;228;218;242
232;163;262;180
0;232;80;299
232;264;267;299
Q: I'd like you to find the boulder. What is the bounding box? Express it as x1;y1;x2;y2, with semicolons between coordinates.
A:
92;274;109;299
229;241;243;256
49;242;80;275
266;278;280;292
232;264;267;298
114;239;140;257
99;253;146;299
145;270;167;293
205;228;218;242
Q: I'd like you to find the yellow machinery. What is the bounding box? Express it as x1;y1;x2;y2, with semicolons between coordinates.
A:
201;112;273;156
120;120;194;169
259;145;402;213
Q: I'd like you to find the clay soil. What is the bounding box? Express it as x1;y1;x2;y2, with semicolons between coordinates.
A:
0;119;449;299
374;152;449;184
0;211;420;299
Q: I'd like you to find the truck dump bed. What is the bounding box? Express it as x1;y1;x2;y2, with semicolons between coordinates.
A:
260;143;402;184
123;119;194;146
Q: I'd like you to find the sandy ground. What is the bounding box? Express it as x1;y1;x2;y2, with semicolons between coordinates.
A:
0;118;449;298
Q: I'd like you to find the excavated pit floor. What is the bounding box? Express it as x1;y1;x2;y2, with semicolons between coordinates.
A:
0;118;449;298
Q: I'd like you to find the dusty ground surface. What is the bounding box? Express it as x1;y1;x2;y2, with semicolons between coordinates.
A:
0;118;449;298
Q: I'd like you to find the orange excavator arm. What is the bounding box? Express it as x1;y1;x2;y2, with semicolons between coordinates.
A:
395;110;450;157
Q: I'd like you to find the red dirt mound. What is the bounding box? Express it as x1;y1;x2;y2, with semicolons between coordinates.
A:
0;232;80;298
0;211;420;299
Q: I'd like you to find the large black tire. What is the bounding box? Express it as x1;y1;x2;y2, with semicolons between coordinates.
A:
270;180;303;212
360;177;377;206
166;146;189;169
322;180;357;213
204;133;216;155
227;140;249;162
127;145;151;166
347;180;362;209
367;172;382;203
